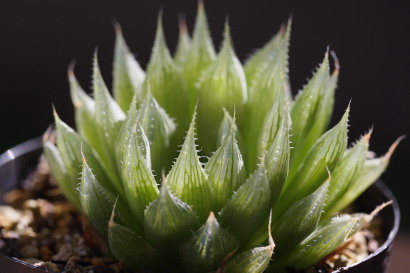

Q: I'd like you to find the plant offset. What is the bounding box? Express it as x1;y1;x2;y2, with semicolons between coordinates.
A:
43;3;400;273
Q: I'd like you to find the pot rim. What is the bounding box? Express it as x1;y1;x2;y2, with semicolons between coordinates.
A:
0;138;401;272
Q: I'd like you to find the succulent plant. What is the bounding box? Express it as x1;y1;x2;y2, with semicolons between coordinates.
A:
43;3;401;273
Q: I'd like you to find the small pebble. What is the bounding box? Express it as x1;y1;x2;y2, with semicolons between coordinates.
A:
34;261;60;272
20;244;40;258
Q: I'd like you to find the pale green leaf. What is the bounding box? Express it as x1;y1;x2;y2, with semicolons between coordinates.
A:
332;137;403;212
272;179;329;255
196;24;248;154
174;14;191;67
166;112;213;222
121;121;159;222
325;132;370;215
290;52;339;170
53;111;117;194
108;218;163;271
226;214;274;273
144;184;199;253
257;82;291;205
68;67;101;148
80;156;116;240
217;108;238;147
244;42;289;171
43;138;81;210
144;15;188;128
219;167;270;244
206;117;246;212
93;55;125;183
137;91;176;176
179;212;239;273
182;1;216;114
274;108;348;218
245;19;291;99
277;215;359;270
115;95;151;171
113;23;145;111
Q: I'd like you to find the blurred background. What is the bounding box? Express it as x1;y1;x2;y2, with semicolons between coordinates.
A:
0;0;409;258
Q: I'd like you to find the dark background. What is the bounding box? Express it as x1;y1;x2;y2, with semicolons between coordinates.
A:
0;0;409;229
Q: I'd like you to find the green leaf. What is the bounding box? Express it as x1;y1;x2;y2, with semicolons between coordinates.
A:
219;167;270;244
43;137;81;210
144;15;188;129
115;95;150;171
226;214;275;273
206;117;246;212
166;112;213;222
137;91;176;176
332;136;403;212
144;184;199;253
257;83;291;205
272;179;329;255
182;1;216;114
325;132;370;215
68;66;101;148
217;108;238;147
108;215;163;272
93;54;125;183
274;107;349;218
53;111;116;194
174;14;191;67
113;23;145;111
244;39;289;171
290;52;339;170
80;156;116;240
277;215;359;270
121;121;159;223
196;24;248;154
179;212;239;273
245;19;291;97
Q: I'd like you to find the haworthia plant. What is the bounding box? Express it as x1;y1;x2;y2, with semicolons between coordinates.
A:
43;3;400;273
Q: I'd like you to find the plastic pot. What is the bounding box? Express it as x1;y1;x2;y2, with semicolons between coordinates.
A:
0;138;400;273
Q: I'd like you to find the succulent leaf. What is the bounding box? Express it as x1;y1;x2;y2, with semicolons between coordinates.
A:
113;23;145;111
245;19;291;101
166;112;212;221
275;107;349;217
43;140;81;210
332;137;403;212
174;14;192;67
226;214;275;273
219;167;270;245
115;95;151;171
257;81;291;205
196;24;248;153
277;215;359;270
206;116;246;212
290;52;339;170
54;111;117;194
217;109;238;146
121;121;159;222
144;15;188;128
182;1;216;114
108;218;164;271
325;132;370;215
144;184;199;253
137;91;176;175
93;55;125;182
80;156;116;240
244;50;289;171
272;179;329;255
179;212;239;273
68;67;101;149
